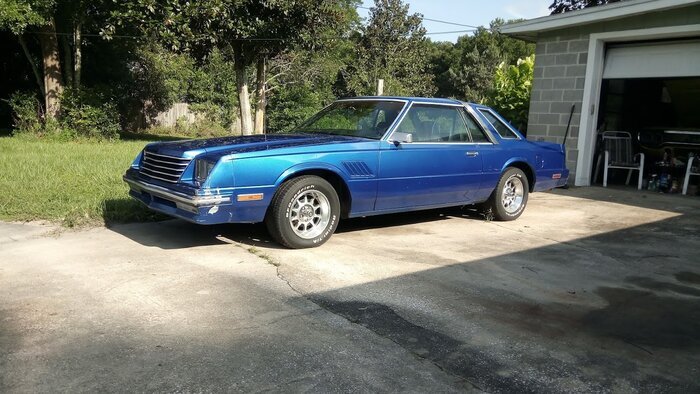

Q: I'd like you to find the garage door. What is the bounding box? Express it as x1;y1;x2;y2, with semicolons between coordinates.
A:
603;40;700;79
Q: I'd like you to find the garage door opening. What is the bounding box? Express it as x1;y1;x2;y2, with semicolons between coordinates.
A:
591;40;700;195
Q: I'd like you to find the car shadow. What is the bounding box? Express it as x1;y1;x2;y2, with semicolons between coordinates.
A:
107;205;486;250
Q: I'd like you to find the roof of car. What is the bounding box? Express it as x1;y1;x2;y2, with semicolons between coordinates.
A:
339;96;466;105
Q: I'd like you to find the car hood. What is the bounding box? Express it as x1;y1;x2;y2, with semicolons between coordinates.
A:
145;133;373;158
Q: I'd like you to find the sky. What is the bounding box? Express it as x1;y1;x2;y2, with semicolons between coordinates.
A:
358;0;553;42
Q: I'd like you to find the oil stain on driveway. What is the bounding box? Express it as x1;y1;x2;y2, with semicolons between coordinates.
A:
2;187;700;392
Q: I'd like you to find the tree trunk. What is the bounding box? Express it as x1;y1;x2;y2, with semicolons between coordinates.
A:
234;50;253;136
73;21;82;89
38;19;64;118
254;58;266;135
60;34;73;88
18;35;45;97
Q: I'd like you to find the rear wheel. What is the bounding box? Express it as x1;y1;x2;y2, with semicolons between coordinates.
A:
488;167;529;221
265;176;340;249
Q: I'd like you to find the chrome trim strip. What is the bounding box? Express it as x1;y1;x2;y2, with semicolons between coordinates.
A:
142;161;187;173
141;167;181;179
143;156;190;167
124;177;231;207
140;172;179;183
144;151;191;161
336;98;410;104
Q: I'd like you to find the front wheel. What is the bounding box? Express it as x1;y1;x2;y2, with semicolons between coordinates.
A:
265;176;340;249
487;167;529;221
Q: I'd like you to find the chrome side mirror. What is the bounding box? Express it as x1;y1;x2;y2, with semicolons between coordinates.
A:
391;132;413;146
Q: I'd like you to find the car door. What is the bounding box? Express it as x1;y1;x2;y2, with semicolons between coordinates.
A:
375;103;484;211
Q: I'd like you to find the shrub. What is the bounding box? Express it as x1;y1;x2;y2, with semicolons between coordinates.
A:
485;55;534;133
60;89;121;140
7;90;121;140
7;92;43;135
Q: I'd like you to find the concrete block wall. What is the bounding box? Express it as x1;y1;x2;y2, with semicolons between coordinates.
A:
527;33;589;178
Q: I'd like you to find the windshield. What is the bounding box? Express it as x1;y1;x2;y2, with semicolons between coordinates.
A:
292;100;405;139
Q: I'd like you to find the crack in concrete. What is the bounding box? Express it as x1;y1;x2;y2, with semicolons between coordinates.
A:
238;243;485;392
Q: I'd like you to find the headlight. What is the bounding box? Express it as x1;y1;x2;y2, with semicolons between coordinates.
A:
194;159;216;183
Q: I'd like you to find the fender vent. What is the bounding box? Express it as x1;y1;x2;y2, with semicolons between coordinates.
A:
342;161;374;178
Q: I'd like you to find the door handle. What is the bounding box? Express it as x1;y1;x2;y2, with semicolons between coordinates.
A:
466;151;479;157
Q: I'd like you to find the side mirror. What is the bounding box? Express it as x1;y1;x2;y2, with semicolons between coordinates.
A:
391;132;413;146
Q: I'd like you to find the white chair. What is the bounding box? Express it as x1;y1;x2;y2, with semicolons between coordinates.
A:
602;131;645;190
682;155;699;195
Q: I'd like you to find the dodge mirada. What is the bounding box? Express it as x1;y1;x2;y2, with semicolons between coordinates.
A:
124;97;569;248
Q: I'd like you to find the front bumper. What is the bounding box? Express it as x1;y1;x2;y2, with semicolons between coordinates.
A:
123;172;272;224
123;176;232;214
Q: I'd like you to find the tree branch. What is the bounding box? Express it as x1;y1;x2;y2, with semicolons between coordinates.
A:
18;35;45;97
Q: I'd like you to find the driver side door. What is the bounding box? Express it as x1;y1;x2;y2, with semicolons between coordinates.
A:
375;103;484;211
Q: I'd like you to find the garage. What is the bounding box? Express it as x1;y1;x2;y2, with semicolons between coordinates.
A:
501;0;700;190
595;39;700;192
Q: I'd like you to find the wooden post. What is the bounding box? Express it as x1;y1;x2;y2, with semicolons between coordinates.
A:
376;79;384;96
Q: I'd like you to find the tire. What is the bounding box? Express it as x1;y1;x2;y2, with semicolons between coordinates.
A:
487;167;529;221
265;176;340;249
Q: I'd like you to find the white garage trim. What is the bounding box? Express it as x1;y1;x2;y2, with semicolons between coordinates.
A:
603;40;700;79
500;0;700;41
576;24;700;186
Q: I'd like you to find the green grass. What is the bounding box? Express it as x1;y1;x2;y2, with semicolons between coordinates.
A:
0;136;169;226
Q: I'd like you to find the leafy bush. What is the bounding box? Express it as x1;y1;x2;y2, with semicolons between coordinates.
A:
61;89;121;140
485;55;534;133
7;90;120;140
7;92;43;135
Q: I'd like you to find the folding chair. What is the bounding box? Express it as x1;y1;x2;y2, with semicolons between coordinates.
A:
602;131;645;190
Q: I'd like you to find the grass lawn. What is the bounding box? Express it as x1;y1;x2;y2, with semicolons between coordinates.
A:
0;136;168;226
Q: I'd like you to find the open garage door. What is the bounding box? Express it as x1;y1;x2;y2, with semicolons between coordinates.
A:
603;40;700;79
594;39;700;194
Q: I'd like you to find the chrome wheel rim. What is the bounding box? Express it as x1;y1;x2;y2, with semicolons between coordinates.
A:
501;176;524;214
289;190;331;239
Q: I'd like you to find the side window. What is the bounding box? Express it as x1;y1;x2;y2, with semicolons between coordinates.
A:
479;110;519;139
395;104;470;142
461;110;491;143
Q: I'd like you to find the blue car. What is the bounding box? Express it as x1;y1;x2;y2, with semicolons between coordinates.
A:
124;97;569;248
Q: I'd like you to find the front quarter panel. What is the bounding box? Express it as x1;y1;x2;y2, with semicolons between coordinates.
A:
231;145;380;219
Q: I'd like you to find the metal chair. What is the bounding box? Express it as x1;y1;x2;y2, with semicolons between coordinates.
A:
683;155;699;195
602;131;645;190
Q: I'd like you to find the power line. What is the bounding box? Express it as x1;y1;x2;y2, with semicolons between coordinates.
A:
425;29;476;35
31;29;477;40
357;5;481;29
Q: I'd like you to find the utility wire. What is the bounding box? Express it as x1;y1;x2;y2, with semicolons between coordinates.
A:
27;6;482;40
30;29;478;40
357;5;481;29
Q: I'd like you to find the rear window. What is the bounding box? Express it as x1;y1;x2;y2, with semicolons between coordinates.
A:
479;110;519;139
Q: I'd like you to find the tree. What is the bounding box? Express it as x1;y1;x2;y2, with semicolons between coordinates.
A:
426;40;459;98
0;0;63;118
109;0;356;135
443;19;534;102
549;0;622;14
485;55;534;133
343;0;435;97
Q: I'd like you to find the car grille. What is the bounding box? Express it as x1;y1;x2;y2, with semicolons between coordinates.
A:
140;151;191;183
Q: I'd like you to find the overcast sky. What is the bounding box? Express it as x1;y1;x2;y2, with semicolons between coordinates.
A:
358;0;552;42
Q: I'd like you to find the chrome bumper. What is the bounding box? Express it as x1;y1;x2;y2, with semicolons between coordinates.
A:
124;176;231;212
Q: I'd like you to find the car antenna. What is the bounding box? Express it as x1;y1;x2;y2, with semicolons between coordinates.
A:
562;104;575;151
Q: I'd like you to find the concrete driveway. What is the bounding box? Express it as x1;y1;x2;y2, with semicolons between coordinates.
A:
1;187;699;392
